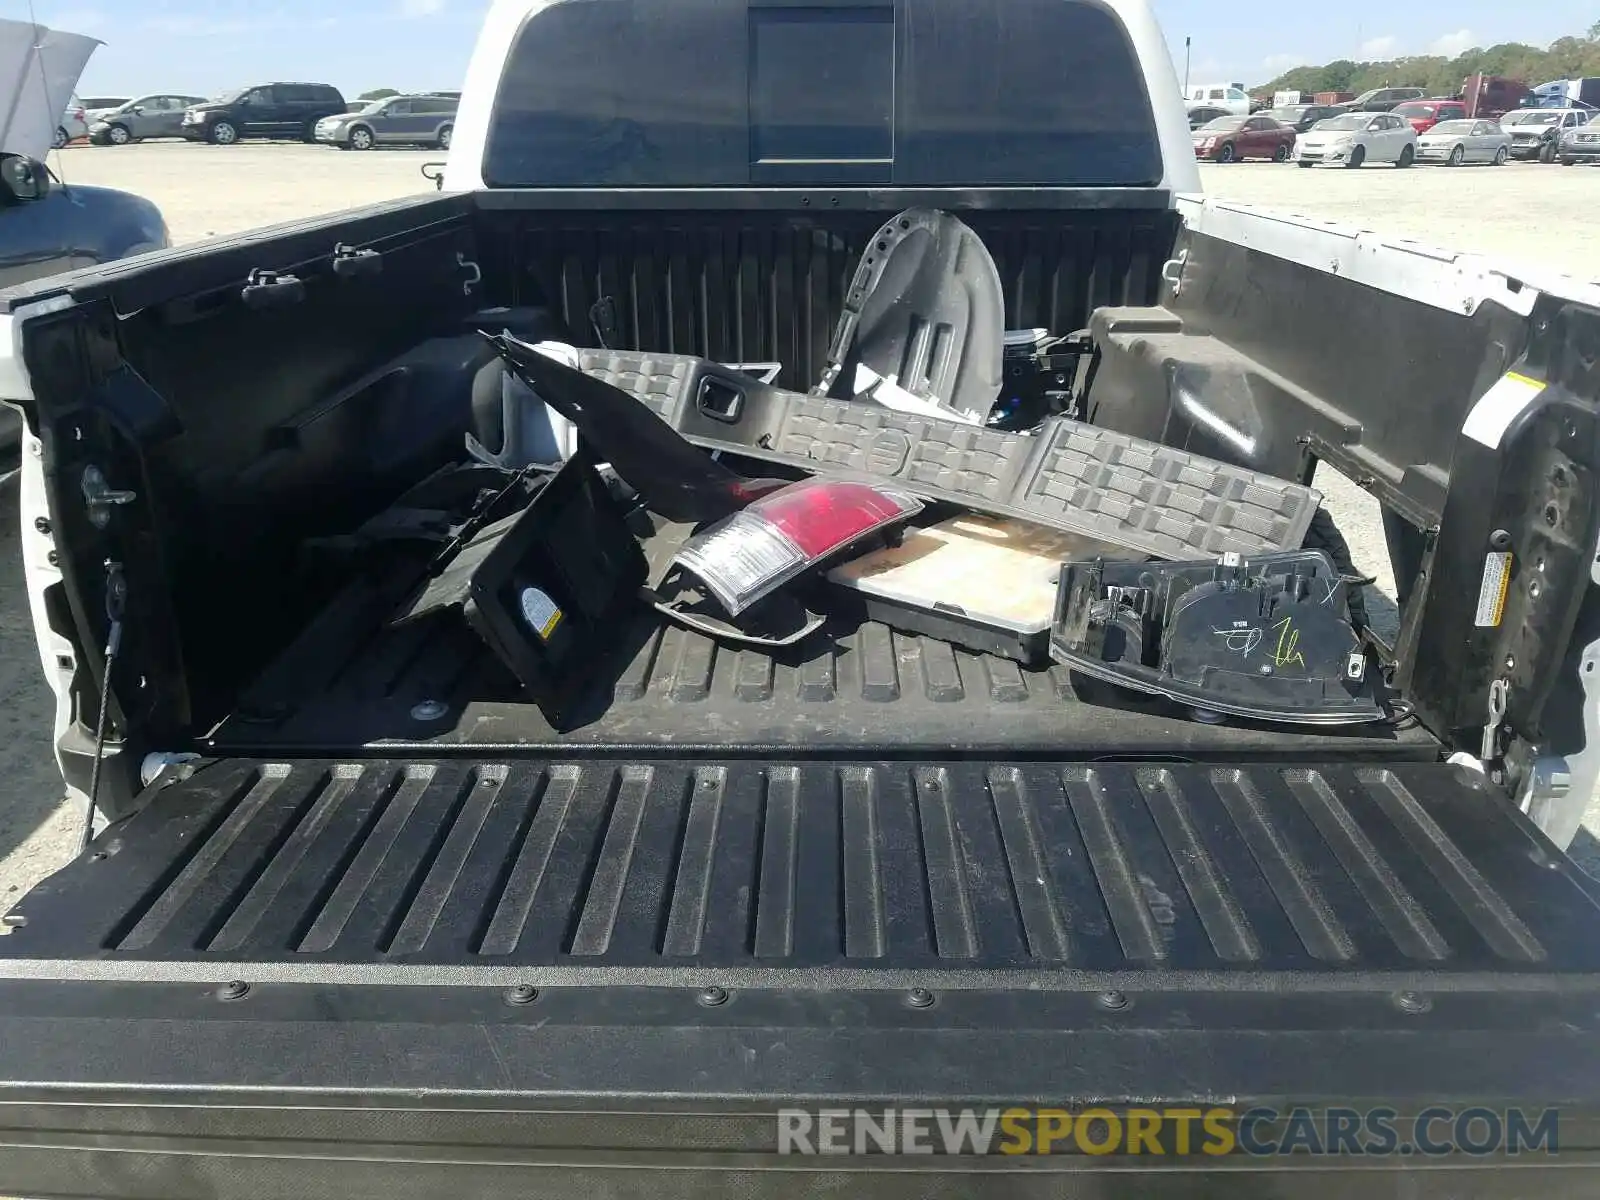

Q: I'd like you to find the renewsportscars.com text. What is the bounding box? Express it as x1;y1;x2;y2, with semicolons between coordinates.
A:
777;1107;1560;1157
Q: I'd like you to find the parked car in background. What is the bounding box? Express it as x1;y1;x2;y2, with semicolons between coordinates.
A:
1415;118;1511;165
1264;103;1343;133
180;82;346;144
79;95;128;120
1191;114;1296;162
53;94;86;146
1502;107;1590;161
1186;104;1230;129
1391;98;1466;134
1184;81;1250;115
88;94;207;144
1558;119;1600;164
1295;111;1417;167
314;93;457;150
1338;86;1426;113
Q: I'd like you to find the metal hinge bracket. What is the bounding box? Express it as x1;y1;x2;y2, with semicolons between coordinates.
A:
81;465;136;529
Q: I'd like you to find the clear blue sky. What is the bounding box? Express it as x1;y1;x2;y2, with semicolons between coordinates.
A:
12;0;1600;99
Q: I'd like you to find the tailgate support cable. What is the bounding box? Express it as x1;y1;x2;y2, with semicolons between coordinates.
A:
78;560;126;854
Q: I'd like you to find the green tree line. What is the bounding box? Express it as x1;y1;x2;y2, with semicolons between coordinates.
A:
1259;24;1600;94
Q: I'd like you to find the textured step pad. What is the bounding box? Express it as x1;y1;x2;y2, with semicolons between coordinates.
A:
576;349;1319;559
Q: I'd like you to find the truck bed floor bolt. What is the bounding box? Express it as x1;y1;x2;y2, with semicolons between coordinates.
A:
906;987;935;1009
216;980;250;1002
698;986;728;1007
504;984;538;1005
1097;990;1130;1012
1393;990;1431;1014
410;699;447;721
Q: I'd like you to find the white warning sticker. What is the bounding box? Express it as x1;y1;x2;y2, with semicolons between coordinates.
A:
519;586;563;640
1474;551;1513;628
1462;371;1544;449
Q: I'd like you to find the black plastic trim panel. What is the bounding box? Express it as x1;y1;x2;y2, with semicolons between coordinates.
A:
577;350;1321;559
1;984;1599;1200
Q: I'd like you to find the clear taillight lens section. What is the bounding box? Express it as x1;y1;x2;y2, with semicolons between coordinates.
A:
674;479;922;614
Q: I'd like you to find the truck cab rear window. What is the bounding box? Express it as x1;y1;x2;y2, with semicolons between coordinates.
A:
483;0;1161;187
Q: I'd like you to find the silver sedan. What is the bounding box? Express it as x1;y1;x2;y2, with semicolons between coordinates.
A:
1416;118;1511;166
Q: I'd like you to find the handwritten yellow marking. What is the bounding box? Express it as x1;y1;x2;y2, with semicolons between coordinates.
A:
1271;616;1305;669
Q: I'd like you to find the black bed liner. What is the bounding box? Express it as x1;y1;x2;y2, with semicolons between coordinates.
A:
209;574;1438;758
4;756;1600;1198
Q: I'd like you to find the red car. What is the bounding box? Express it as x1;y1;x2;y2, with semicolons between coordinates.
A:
1391;99;1467;134
1191;114;1297;162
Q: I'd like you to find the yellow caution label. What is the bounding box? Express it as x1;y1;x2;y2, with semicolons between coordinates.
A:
519;586;564;640
1474;551;1513;628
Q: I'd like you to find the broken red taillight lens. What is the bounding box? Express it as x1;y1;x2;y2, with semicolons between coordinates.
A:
674;479;922;614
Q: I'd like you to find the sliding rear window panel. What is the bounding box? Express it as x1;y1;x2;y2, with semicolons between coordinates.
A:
482;0;1162;187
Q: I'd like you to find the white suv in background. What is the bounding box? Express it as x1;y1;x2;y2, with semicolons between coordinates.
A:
1185;82;1250;116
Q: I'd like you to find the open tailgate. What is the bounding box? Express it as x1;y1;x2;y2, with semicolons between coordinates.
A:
1;755;1600;1197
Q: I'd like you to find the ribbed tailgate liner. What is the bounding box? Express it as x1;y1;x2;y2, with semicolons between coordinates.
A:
577;349;1320;559
7;756;1600;980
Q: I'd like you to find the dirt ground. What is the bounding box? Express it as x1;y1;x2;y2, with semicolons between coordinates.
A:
1;144;1598;907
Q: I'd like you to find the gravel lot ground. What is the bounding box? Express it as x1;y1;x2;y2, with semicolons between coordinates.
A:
1;143;1598;908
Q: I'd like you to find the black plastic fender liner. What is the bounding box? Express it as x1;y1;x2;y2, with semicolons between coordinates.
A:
820;208;1007;423
571;349;1322;560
